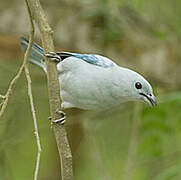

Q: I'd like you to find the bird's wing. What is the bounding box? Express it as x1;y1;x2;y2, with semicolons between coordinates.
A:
56;52;115;68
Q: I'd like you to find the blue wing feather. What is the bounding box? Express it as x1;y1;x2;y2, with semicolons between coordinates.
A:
59;52;115;68
20;37;115;68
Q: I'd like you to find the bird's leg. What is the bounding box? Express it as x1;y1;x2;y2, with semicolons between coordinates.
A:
45;52;61;62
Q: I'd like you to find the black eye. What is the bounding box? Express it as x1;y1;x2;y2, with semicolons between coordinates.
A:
135;82;142;89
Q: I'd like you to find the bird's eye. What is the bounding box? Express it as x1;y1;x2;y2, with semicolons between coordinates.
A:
135;82;142;89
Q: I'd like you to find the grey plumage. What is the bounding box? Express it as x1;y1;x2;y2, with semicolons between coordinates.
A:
20;37;157;110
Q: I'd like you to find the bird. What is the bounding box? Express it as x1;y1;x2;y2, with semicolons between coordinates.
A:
20;37;157;123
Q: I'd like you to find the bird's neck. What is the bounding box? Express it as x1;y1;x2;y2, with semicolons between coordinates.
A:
109;66;134;102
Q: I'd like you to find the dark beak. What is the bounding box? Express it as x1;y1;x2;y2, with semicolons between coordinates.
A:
139;93;157;107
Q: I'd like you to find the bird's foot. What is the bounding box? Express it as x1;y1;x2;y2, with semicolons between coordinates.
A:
48;109;66;125
45;52;61;62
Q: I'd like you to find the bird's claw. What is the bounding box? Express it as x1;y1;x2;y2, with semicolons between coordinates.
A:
48;109;66;125
44;52;61;62
52;116;66;124
55;109;66;124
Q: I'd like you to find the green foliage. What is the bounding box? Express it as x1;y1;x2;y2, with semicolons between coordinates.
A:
81;0;181;45
82;2;124;46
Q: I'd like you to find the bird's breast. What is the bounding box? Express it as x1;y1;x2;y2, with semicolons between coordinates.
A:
57;59;123;110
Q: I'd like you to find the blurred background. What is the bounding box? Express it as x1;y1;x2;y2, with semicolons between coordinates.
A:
0;0;181;179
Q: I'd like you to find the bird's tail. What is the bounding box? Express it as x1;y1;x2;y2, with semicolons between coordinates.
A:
20;37;46;72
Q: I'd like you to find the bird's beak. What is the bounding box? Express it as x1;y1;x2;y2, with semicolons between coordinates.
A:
139;93;157;107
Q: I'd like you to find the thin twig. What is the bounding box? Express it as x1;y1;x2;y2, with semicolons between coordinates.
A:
0;63;26;119
0;43;28;119
0;0;42;179
24;0;42;180
25;66;42;180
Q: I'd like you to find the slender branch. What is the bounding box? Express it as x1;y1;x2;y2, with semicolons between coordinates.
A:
0;0;42;179
24;0;42;180
25;66;42;180
0;65;25;118
0;38;29;119
26;1;73;179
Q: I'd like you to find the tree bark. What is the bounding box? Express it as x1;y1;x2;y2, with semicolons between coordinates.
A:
26;0;73;179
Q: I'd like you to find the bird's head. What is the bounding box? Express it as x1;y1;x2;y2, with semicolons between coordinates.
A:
118;68;157;107
128;71;157;107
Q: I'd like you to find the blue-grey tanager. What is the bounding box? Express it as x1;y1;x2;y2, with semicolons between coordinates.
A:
21;37;157;112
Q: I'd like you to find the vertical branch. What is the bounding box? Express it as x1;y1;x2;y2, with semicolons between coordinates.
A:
25;67;42;180
26;1;73;179
24;0;42;180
